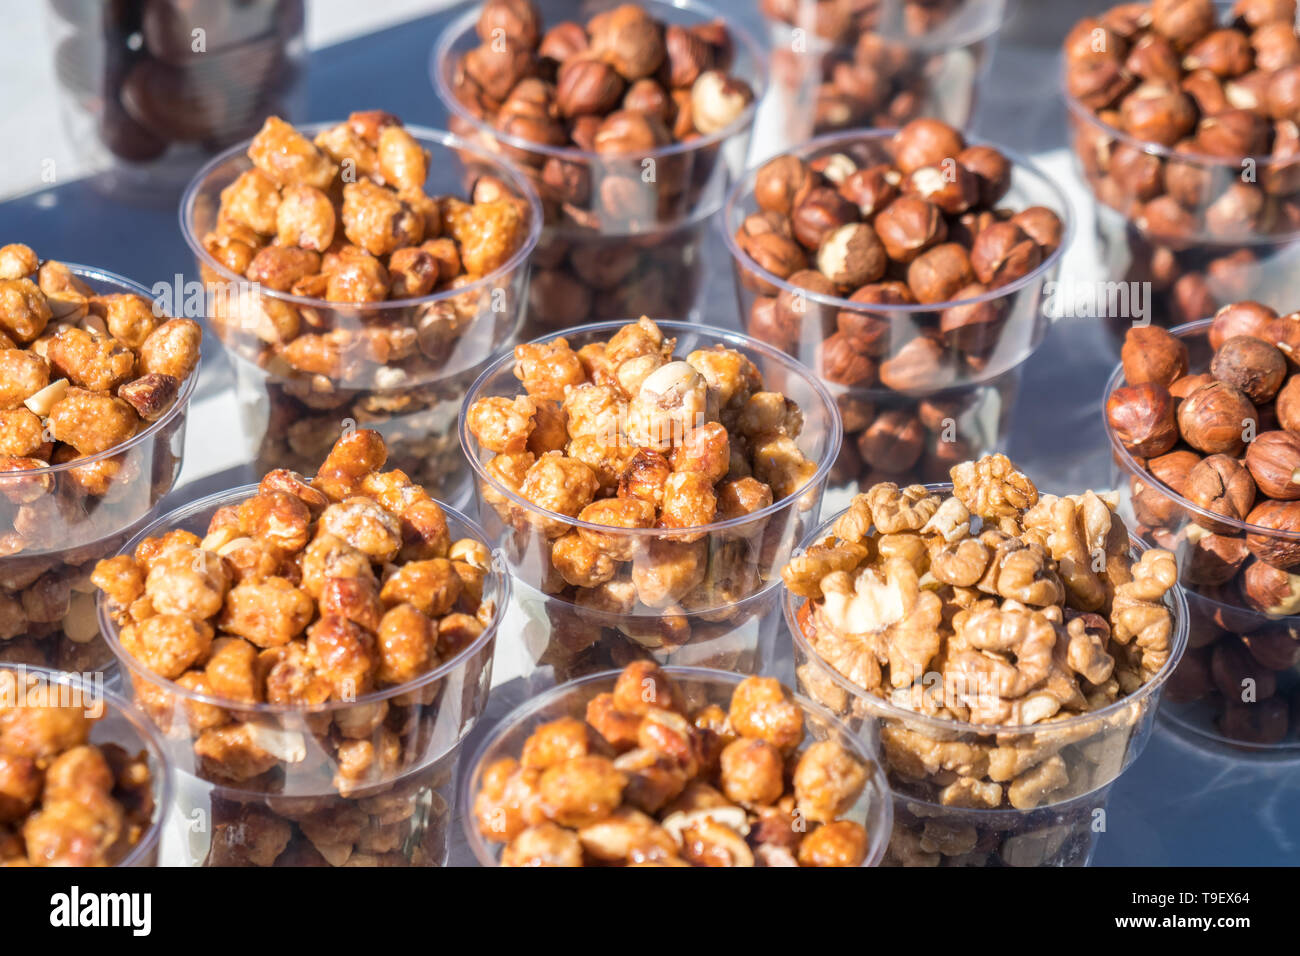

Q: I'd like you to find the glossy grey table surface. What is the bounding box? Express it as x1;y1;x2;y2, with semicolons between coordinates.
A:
2;0;1294;866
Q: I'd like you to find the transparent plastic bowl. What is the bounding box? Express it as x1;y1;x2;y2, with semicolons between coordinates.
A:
1104;318;1300;752
460;665;894;866
0;265;197;674
433;0;766;333
785;488;1190;822
723;129;1072;398
756;0;1011;152
98;486;508;866
0;663;172;866
459;320;841;616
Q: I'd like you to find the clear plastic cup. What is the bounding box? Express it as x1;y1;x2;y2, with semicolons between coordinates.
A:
785;490;1190;865
0;664;172;866
459;320;841;616
723;128;1072;398
180;124;542;501
0;265;198;674
98;487;509;866
1104;318;1300;752
460;665;894;866
755;0;1011;153
432;0;766;334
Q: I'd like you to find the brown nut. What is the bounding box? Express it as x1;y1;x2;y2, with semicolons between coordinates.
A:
957;145;1012;206
690;70;754;135
1196;109;1271;157
891;118;965;175
969;222;1043;289
556;55;626;117
1210;300;1277;349
939;284;1006;353
754;155;818;217
589;3;666;81
1233;0;1299;30
1126;33;1183;85
857;410;925;472
815;223;887;289
1120;83;1198;146
1251;20;1300;72
1245;430;1300;498
906;243;975;305
878;336;957;392
1010;206;1065;255
1150;448;1204;495
1184;453;1258;529
1240;559;1300;616
1177;381;1258;455
791;187;859;251
1182;527;1252;585
1151;0;1216;51
873;196;946;264
1246;499;1300;568
1276;375;1300;431
1067;53;1137;110
1211;335;1288;404
817;332;877;387
838;165;901;220
1122;325;1189;386
902;163;980;215
1183;28;1255;77
1107;382;1180;456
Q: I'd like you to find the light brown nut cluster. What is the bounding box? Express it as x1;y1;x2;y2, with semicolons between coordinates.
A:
0;669;155;866
474;662;875;867
0;247;197;484
204;112;530;381
95;430;495;796
467;316;818;615
785;454;1178;812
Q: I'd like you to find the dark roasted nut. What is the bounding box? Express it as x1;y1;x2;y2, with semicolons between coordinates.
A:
1245;430;1300;498
1150;0;1216;51
902;163;979;215
857;410;925;472
1122;325;1189;386
940;285;1005;352
754;155;818;217
1240;558;1300;615
1184;453;1257;530
1211;335;1288;403
663;23;713;88
1120;83;1198;146
1178;381;1259;455
1183;28;1254;77
1107;382;1180;456
592;109;670;155
1010;206;1065;255
463;39;536;102
791;187;858;251
817;332;877;386
891;118;965;175
1246;499;1300;568
1068;54;1137;110
815;223;887;289
956;145;1013;206
906;243;975;305
1277;375;1300;430
837;165;901;220
878;335;956;392
1126;33;1183;84
1241;621;1300;670
1182;527;1251;585
1108;141;1166;202
589;4;666;81
874;197;946;264
117;373;181;422
477;0;542;50
1196;109;1271;157
1210;300;1276;349
968;222;1043;288
623;78;673;122
556;55;626;117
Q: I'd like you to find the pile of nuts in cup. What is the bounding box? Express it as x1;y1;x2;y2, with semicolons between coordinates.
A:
473;661;878;866
0;245;200;669
96;427;494;781
786;454;1179;809
759;0;993;133
738;118;1064;388
1065;0;1300;325
0;668;156;866
1107;311;1300;743
466;317;817;615
203;112;530;370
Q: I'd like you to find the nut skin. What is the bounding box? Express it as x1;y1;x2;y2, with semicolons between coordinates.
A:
1122;325;1189;386
878;335;956;392
1184;28;1255;77
1246;499;1300;569
1211;335;1288;404
1184;453;1257;531
1107;382;1181;457
1276;375;1300;431
817;332;877;387
838;165;901;220
1151;0;1217;51
906;243;975;305
902;163;980;215
891;118;965;175
1126;33;1183;84
968;222;1043;288
1068;53;1137;110
791;187;859;251
1266;314;1300;367
589;4;666;81
1120;83;1198;146
873;197;946;264
1182;528;1251;586
939;284;1006;352
754;155;818;217
857;410;925;472
1245;430;1300;498
556;56;626;118
1196;108;1271;157
957;145;1012;206
815;223;887;289
1177;381;1259;455
1150;448;1204;495
1210;300;1277;349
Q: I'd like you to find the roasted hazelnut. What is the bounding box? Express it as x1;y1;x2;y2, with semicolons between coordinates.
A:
1266;313;1300;366
1010;206;1065;255
1068;54;1137;110
1211;334;1288;403
1122;325;1189;386
902;163;979;215
1178;381;1259;455
831;61;886;109
836;283;913;356
968;222;1043;288
1120;83;1197;146
539;21;589;64
1246;499;1300;567
592;109;670;155
775;268;838;335
1182;525;1252;585
663;23;713;89
791;187;859;251
857;410;925;472
1150;449;1204;495
1241;621;1300;670
1210;300;1277;349
478;0;542;49
589;4;665;81
1126;33;1183;84
744;230;807;282
939;285;1006;352
1171;372;1217;399
690;70;754;135
1240;558;1300;615
906;243;975;304
956;144;1012;206
1108;142;1167;203
838;165;901;220
878;335;956;392
1245;430;1300;498
1150;0;1216;51
1164;140;1213;208
747;295;790;350
1107;382;1181;456
1263;119;1300;195
1136;194;1199;244
1276;375;1300;431
1183;28;1255;77
1172;272;1218;324
1064;17;1127;64
754;155;818;217
891;118;965;175
556;56;626;117
1233;0;1299;30
1267;65;1300;123
810;153;858;186
1180;67;1231;114
1251;21;1300;72
1205;182;1266;237
816;223;887;289
463;39;536;102
1196;109;1272;157
817;332;877;386
622;78;673;122
873;196;946;264
1184;453;1258;532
